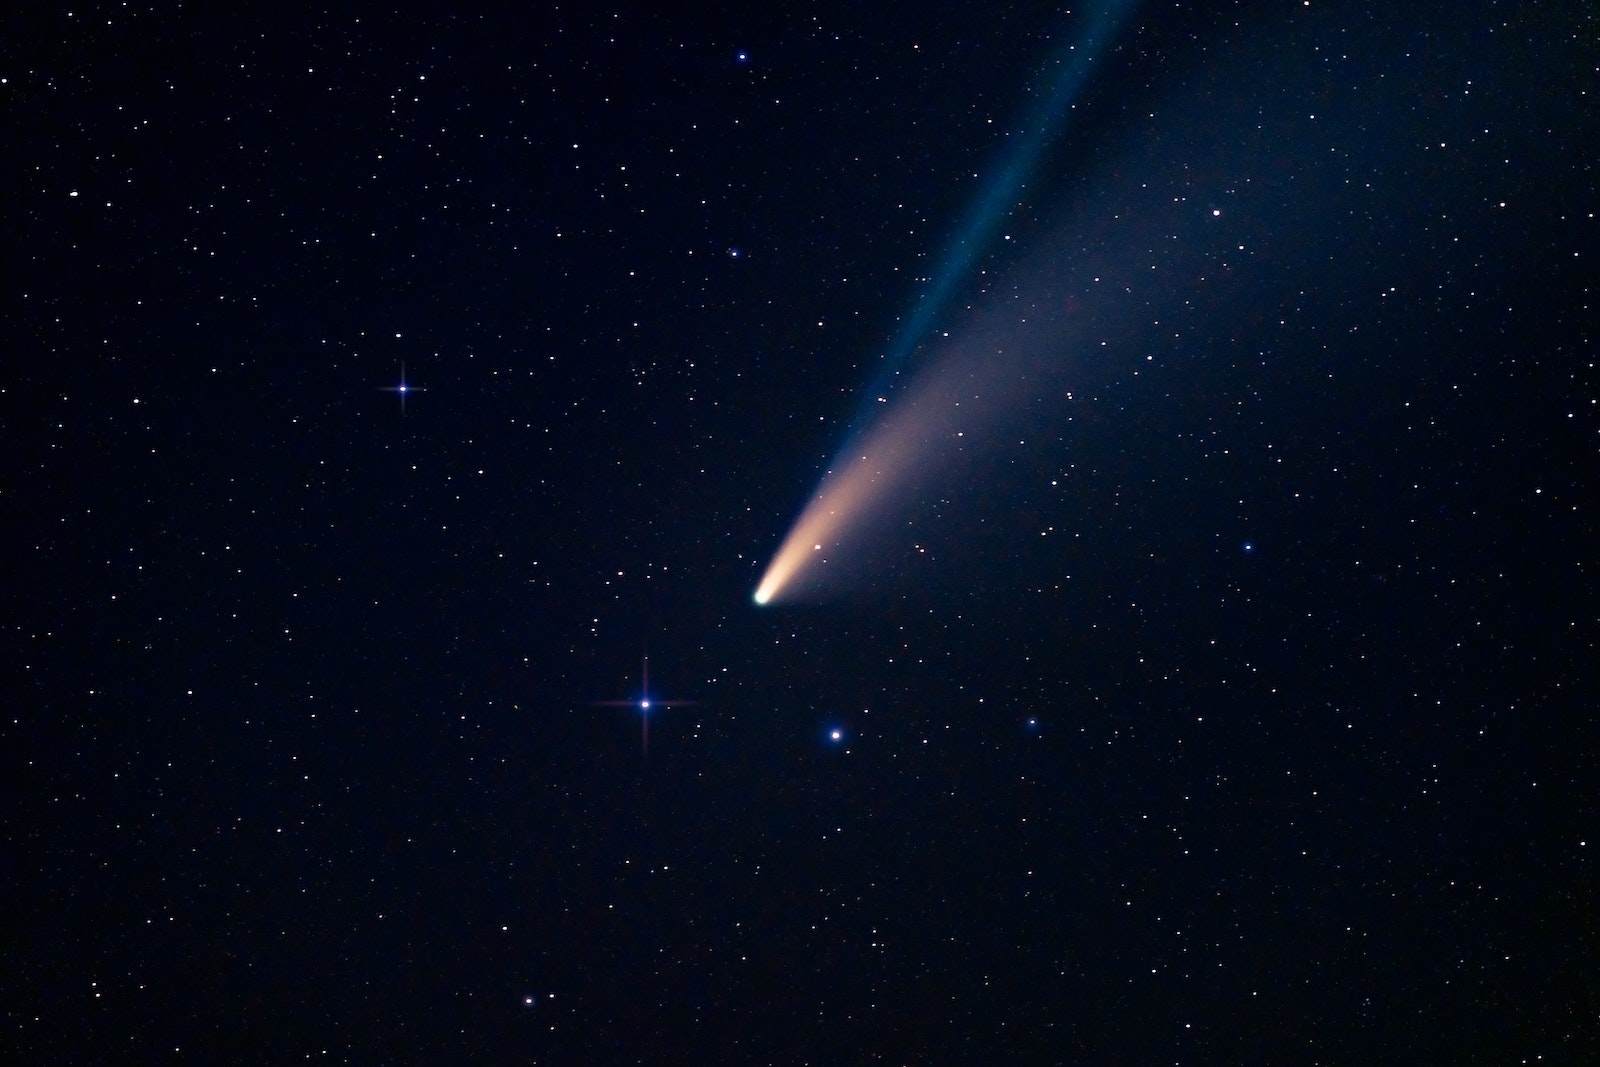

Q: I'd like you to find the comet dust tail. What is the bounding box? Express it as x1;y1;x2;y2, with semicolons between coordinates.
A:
752;358;972;605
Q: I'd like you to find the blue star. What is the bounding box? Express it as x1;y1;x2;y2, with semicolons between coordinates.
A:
735;50;750;65
380;361;425;413
593;654;696;759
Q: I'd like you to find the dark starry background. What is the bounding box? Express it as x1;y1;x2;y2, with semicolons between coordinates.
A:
5;0;1597;1062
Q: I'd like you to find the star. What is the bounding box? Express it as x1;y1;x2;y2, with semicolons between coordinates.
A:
593;653;697;758
380;361;425;413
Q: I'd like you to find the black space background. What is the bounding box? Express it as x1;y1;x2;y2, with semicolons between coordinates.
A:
4;1;1597;1063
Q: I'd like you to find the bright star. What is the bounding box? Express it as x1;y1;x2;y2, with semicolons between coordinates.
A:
593;653;697;759
380;360;425;413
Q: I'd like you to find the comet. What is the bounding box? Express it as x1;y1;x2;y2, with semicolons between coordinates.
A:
755;0;1136;605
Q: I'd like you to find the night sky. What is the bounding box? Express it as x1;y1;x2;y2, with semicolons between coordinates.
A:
7;1;1597;1062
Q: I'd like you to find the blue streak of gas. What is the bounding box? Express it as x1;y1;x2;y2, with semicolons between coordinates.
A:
844;0;1138;444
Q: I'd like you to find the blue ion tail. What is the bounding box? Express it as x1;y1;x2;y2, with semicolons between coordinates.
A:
843;0;1139;444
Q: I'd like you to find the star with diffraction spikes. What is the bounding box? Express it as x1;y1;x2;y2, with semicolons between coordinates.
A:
592;653;697;759
379;360;425;413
